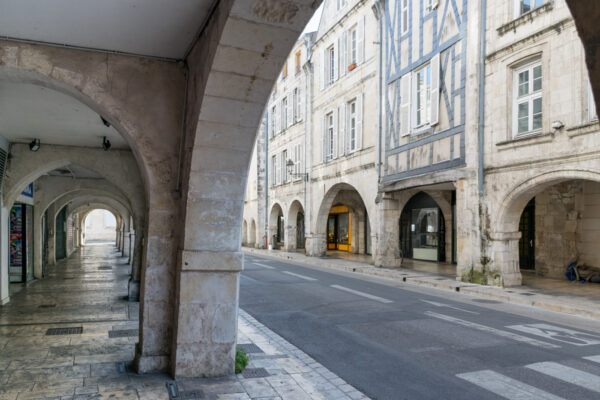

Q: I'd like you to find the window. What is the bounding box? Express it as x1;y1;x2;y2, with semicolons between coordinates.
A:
282;149;288;183
588;80;598;121
348;100;357;152
513;61;542;136
271;155;277;186
326;112;334;161
292;88;298;123
295;51;301;74
336;0;347;11
515;0;544;17
294;143;303;177
425;0;438;13
328;46;335;85
415;64;432;127
281;97;288;130
349;28;357;66
270;106;276;137
401;0;409;35
283;62;287;79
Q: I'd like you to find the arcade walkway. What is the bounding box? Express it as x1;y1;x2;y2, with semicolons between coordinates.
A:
0;245;367;399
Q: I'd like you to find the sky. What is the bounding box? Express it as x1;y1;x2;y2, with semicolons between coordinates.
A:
301;3;323;35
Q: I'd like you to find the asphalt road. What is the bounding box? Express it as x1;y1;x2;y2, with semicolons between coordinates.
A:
240;253;600;400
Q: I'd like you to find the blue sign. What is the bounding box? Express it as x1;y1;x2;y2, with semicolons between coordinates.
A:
21;183;33;198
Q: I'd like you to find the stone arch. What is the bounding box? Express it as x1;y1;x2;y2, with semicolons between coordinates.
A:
242;219;248;245
309;182;374;257
80;207;120;244
490;169;600;286
285;199;305;252
268;203;285;249
249;219;257;247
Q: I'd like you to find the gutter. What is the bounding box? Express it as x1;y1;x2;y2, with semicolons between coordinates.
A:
478;0;487;197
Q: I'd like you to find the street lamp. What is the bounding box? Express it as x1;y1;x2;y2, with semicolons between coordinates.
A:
286;159;308;182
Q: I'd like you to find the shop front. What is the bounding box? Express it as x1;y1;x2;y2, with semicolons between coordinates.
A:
327;205;351;252
400;192;445;262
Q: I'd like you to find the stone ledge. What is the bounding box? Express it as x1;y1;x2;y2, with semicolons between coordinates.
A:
180;250;243;272
497;2;554;37
567;121;600;138
496;131;554;149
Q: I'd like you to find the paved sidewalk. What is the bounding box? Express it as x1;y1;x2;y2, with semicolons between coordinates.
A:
244;247;600;321
0;244;368;400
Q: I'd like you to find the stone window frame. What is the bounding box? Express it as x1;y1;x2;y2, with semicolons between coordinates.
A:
512;58;543;138
326;111;335;161
498;1;553;37
347;98;358;153
513;0;546;20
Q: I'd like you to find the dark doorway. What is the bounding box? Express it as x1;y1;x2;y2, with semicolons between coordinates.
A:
42;211;48;277
56;206;67;260
519;198;535;270
327;206;351;252
276;214;284;244
296;212;305;249
399;192;445;262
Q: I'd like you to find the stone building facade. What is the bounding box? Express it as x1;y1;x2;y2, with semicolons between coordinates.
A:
243;0;599;289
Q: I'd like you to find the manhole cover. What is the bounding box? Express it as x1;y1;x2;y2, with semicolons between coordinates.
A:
472;299;502;304
237;343;264;354
39;304;56;308
165;383;205;400
521;293;536;296
46;327;83;335
108;329;139;338
242;368;269;379
98;266;112;270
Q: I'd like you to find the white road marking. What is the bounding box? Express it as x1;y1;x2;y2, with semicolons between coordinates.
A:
253;262;275;269
584;355;600;364
425;311;560;349
330;285;393;304
420;299;479;314
282;271;317;281
457;370;566;400
507;323;600;346
526;362;600;392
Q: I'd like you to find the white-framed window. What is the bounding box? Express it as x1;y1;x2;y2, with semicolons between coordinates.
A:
293;88;298;122
336;0;347;12
328;46;336;85
282;149;288;183
513;60;542;136
294;143;303;179
271;155;277;186
348;100;357;152
415;64;432;128
514;0;544;18
270;105;276;137
349;27;357;66
588;80;598;122
281;97;288;130
326;112;334;161
401;0;409;35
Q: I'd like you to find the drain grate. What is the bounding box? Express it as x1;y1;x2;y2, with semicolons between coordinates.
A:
63;277;75;280
242;367;270;379
520;293;536;296
98;266;113;270
46;327;83;335
39;304;56;308
108;329;139;338
166;382;205;400
472;299;502;304
237;343;263;354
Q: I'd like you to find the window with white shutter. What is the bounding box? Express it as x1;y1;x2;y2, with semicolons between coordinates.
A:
401;0;409;35
281;97;288;131
356;93;363;150
282;149;288;183
400;73;411;136
322;115;327;162
297;86;302;122
430;54;440;126
332;42;338;82
339;104;345;156
588;80;598;121
332;108;338;159
338;36;345;78
275;153;281;185
326;113;334;161
270;105;276;138
348;99;357;152
357;16;364;65
271;155;277;185
287;92;293;128
321;48;326;90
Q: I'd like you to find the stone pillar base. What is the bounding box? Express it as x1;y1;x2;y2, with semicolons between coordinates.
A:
374;255;401;268
134;349;169;373
128;279;140;301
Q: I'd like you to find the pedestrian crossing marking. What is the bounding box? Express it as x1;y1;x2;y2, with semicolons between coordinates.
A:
457;370;566;400
425;311;560;349
330;285;393;304
253;262;275;269
507;323;600;346
584;355;600;364
526;361;600;393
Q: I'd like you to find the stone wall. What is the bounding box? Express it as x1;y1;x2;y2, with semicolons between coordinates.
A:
577;181;600;268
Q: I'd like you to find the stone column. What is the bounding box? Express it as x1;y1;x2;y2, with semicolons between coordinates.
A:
123;231;131;258
305;233;326;256
374;197;401;267
170;250;241;378
47;204;57;266
284;224;297;252
33;208;43;278
490;231;522;287
129;231;135;266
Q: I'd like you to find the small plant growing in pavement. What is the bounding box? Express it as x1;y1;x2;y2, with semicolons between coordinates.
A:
235;348;249;374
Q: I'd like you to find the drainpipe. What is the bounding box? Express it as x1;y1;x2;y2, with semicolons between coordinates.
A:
264;112;269;249
478;0;487;197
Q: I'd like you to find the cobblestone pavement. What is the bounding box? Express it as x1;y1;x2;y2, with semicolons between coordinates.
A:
0;244;368;400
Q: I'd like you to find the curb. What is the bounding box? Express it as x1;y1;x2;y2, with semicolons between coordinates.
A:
243;247;600;321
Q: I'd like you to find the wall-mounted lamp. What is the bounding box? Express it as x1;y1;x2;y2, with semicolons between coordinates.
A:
100;116;111;128
286;159;309;182
102;136;111;151
29;138;40;152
